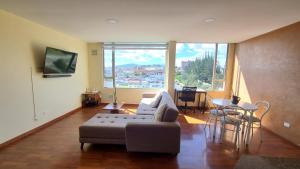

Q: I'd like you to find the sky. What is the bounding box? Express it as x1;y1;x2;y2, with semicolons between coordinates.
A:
104;43;227;67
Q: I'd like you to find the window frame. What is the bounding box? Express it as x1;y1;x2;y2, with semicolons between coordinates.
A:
103;43;168;89
212;43;229;91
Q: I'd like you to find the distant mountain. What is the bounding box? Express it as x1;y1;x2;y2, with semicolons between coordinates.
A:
116;64;164;68
116;64;138;68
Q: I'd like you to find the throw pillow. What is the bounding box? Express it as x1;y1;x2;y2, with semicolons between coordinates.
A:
154;103;167;121
150;92;162;108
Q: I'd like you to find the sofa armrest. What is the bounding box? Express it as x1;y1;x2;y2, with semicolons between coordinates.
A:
142;92;157;98
125;121;181;154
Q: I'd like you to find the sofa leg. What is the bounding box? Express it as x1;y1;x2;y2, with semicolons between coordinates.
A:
80;143;84;150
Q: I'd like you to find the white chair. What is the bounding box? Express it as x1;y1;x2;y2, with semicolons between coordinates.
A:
241;101;270;142
204;95;224;130
204;95;241;129
220;111;242;150
223;107;241;116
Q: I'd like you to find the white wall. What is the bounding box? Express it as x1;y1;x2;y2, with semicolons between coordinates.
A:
0;10;89;144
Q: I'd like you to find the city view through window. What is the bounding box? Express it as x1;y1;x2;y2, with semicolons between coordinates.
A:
104;44;166;88
103;43;228;91
175;43;228;91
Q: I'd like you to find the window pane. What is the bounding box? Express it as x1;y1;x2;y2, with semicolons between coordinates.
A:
175;43;216;90
213;81;225;91
216;44;228;80
104;78;113;88
104;49;112;77
114;49;165;88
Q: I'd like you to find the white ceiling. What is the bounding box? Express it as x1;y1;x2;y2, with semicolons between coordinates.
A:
1;0;300;43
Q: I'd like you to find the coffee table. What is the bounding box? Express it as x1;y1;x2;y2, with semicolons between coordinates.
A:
102;103;124;113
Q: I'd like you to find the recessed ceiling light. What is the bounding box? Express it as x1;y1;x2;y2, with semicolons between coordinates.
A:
105;18;119;24
203;18;216;23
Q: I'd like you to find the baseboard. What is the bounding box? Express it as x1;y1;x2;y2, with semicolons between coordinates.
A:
0;106;81;149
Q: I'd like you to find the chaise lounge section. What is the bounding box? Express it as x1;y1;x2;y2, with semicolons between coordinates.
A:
79;91;181;154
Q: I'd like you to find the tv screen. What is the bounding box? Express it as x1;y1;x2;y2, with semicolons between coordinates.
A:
43;47;78;74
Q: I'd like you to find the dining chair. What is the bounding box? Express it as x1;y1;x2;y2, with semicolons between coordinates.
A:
204;97;242;150
204;94;224;129
204;95;241;129
240;100;270;142
220;108;242;150
178;86;197;113
223;107;241;116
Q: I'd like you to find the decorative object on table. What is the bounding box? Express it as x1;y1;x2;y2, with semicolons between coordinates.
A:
112;86;117;106
234;155;300;169
241;101;270;142
232;95;241;104
178;86;197;113
82;88;101;107
102;102;124;113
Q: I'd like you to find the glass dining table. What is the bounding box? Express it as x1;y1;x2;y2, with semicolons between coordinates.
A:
212;98;258;148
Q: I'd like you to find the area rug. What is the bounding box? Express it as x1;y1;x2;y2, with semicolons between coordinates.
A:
234;155;300;169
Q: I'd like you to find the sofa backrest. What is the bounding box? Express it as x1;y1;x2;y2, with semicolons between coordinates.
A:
162;107;178;122
158;91;179;122
159;91;178;111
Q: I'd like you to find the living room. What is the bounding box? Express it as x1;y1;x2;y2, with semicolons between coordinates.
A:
0;1;300;169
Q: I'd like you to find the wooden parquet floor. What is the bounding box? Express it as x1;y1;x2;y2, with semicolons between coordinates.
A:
1;104;299;169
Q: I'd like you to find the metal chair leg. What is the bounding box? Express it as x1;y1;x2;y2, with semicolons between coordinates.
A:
236;127;240;150
243;123;249;143
220;122;225;143
251;123;254;137
213;117;218;139
204;116;211;129
259;122;263;143
234;126;237;145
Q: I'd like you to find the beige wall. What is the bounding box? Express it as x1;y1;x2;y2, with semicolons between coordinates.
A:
233;22;300;145
165;41;176;98
0;10;89;144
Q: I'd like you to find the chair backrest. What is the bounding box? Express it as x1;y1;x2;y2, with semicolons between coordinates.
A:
255;101;271;120
180;86;197;102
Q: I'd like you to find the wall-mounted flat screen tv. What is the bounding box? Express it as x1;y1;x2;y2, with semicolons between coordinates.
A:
43;47;78;74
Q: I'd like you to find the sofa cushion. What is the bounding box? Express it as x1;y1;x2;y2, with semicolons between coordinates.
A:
136;91;178;116
154;104;168;121
150;92;162;108
79;114;154;139
137;98;157;115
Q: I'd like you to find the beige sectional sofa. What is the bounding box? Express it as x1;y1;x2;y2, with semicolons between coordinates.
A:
79;91;181;154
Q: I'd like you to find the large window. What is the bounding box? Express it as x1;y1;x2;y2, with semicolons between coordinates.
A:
175;43;228;91
103;43;167;88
